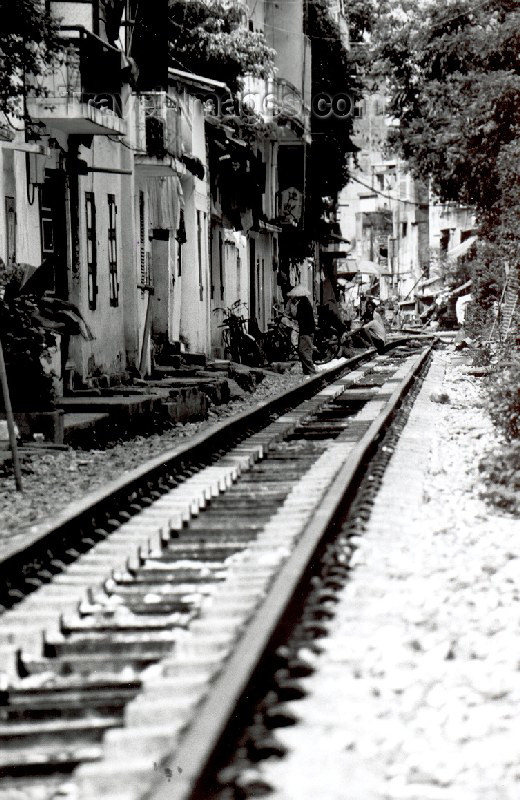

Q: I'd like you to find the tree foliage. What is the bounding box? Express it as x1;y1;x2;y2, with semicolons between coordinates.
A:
0;270;56;411
373;0;520;344
304;0;362;240
168;0;275;95
346;0;377;43
0;0;61;119
373;0;520;214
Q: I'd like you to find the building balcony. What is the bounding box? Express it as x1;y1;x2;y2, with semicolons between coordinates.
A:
263;78;310;140
26;27;126;136
133;92;184;177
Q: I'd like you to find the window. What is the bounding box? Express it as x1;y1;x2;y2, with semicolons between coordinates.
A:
197;210;203;300
218;230;224;300
176;209;185;277
85;192;97;310
108;194;119;306
373;98;385;116
139;190;151;288
177;241;182;278
38;171;68;297
401;221;408;238
5;197;16;268
40;185;55;262
256;258;261;319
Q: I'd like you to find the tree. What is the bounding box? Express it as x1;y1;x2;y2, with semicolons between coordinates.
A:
373;0;520;214
0;0;61;119
168;0;275;96
346;0;377;43
372;0;520;340
304;0;362;242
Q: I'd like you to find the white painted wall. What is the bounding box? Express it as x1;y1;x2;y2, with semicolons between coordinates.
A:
170;233;182;343
50;1;94;31
0;142;46;269
178;96;211;355
69;136;129;378
429;201;475;255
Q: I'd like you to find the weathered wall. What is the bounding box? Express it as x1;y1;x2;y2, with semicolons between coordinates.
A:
67;136;129;378
178;98;211;354
265;0;305;94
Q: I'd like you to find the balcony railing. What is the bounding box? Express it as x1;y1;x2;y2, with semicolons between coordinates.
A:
133;91;183;176
26;27;126;135
270;78;310;134
140;92;181;159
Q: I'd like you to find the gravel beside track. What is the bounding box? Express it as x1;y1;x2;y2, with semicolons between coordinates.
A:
0;370;307;555
255;347;519;800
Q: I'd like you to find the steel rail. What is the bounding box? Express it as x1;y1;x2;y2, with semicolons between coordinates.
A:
146;344;432;800
0;348;383;605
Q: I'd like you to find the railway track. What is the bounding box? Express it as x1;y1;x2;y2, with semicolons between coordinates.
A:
0;341;432;800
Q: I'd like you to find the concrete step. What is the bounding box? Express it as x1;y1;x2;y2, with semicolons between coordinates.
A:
59;395;162;417
63;411;110;434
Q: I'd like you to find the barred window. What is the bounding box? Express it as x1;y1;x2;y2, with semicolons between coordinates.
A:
139;190;151;287
85;192;97;310
108;194;119;306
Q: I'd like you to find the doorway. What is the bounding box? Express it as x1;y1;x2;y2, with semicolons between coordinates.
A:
249;237;256;321
39;170;68;298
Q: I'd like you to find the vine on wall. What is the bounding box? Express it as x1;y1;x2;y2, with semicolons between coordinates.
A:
168;0;275;95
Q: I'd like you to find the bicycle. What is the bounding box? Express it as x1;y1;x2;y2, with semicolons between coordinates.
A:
213;301;263;366
262;305;299;363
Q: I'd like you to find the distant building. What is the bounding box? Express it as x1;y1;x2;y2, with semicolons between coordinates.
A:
337;74;475;321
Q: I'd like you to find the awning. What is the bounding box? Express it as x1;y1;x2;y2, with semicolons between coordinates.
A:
420;274;444;288
168;67;228;94
447;235;477;259
336;258;381;276
442;279;472;300
356;259;382;276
